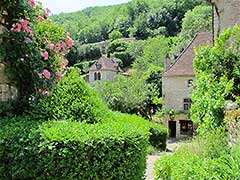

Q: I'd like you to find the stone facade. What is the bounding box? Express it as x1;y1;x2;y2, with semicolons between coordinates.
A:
212;0;240;36
88;56;123;83
0;25;18;102
162;76;194;111
89;70;117;83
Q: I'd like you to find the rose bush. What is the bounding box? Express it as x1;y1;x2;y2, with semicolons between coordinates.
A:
0;0;73;114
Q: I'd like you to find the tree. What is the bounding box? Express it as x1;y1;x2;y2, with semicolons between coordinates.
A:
191;26;240;132
133;36;169;71
109;30;123;41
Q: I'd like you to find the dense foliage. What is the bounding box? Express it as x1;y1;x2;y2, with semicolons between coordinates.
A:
0;0;73;114
149;122;168;150
1;68;168;179
191;26;240;132
0;114;150;179
52;0;207;44
172;5;211;55
154;128;240;179
32;68;109;123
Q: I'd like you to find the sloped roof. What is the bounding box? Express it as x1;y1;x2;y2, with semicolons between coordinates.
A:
162;32;212;77
89;56;121;72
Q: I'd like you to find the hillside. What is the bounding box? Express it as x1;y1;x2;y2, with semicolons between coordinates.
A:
51;0;207;44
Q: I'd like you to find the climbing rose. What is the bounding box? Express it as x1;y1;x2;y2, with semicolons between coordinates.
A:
38;89;49;95
66;35;74;48
55;71;63;80
28;0;36;7
41;51;49;60
47;43;55;50
20;19;29;29
11;23;21;32
61;59;69;69
42;69;51;79
37;16;44;21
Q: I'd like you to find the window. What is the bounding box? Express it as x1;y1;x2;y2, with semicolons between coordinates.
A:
180;120;193;135
97;72;101;80
188;79;193;87
94;72;97;81
183;98;191;111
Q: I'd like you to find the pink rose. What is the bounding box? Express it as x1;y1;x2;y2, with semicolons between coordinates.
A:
55;71;63;80
11;23;22;32
20;19;29;29
47;43;55;50
54;45;61;54
66;36;74;48
59;42;66;49
40;51;49;60
28;0;36;7
38;89;49;95
61;59;69;69
37;16;44;21
42;69;51;79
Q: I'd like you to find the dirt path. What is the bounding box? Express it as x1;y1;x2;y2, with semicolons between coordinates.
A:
145;138;185;180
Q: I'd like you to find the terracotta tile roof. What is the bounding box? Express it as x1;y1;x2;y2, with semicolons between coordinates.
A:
89;56;120;72
162;32;213;77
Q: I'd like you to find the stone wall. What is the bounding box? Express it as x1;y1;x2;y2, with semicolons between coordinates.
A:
214;0;240;35
224;102;240;145
0;25;18;102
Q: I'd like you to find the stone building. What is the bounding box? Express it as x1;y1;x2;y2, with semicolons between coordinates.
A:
162;0;240;138
88;56;123;83
162;32;212;138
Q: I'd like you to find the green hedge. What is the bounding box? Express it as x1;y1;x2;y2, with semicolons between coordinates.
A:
0;117;41;179
148;123;168;151
31;68;109;123
0;113;151;180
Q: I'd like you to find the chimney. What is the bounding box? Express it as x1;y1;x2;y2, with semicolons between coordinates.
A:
164;54;171;70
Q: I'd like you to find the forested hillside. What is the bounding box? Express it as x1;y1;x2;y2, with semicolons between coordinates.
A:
52;0;207;43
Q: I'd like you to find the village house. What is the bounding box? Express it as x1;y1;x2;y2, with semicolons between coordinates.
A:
162;32;212;138
162;0;240;138
87;56;124;83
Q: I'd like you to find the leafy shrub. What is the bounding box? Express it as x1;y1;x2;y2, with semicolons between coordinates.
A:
154;128;231;180
0;117;41;179
0;113;150;180
32;68;109;123
192;26;240;132
148;123;168;150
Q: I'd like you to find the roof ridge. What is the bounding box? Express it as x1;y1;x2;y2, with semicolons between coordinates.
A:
163;34;198;75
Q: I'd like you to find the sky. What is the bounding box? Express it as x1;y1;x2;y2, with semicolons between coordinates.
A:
38;0;131;14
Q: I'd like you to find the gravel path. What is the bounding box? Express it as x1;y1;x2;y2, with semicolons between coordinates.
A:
145;138;186;180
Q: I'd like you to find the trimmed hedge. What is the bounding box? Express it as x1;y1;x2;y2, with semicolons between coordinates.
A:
0;113;151;180
32;68;109;123
0;117;41;179
148;123;168;151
